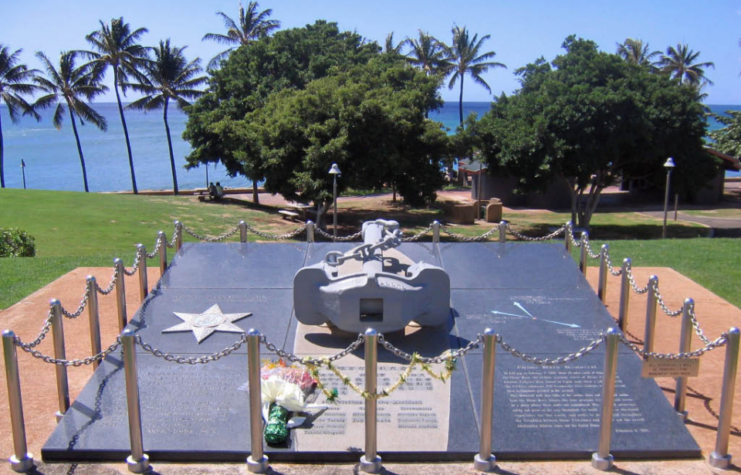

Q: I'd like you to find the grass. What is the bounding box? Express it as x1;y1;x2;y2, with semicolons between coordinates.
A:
0;188;739;309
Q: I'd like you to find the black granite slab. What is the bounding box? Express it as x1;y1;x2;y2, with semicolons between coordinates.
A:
439;242;586;290
161;242;307;289
463;351;700;459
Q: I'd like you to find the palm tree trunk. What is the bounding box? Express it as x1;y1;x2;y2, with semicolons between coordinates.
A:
458;74;464;125
252;180;259;204
114;72;138;194
69;108;90;193
163;98;178;195
0;111;5;188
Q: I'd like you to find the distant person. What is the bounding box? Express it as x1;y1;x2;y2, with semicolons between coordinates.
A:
214;182;224;200
208;182;216;199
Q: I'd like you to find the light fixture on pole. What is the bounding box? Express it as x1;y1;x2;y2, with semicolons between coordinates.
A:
329;163;341;242
20;159;27;190
662;157;675;239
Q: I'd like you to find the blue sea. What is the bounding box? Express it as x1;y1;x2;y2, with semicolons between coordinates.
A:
0;102;738;192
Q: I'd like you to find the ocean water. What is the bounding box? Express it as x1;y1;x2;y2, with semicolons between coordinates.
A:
0;102;738;192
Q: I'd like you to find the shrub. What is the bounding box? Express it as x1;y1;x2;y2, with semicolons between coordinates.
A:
0;228;36;257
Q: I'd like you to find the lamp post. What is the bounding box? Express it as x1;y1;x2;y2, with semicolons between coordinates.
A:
662;157;675;239
329;163;341;242
20;160;26;189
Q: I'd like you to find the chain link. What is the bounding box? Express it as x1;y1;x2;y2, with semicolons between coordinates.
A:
17;309;54;349
137;334;247;364
506;223;566;242
688;307;712;345
122;251;141;276
261;334;365;365
625;263;649;294
582;236;601;259
619;333;727;359
315;227;364;242
441;226;499;242
95;270;118;295
182;224;240;242
15;335;122;366
566;225;582;248
60;284;92;318
146;236;163;258
166;227;178;248
652;280;683;317
401;225;433;242
603;251;623;276
244;222;307;240
498;334;604;365
378;334;482;363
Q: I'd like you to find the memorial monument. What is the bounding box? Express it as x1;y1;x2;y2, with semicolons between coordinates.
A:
41;219;700;464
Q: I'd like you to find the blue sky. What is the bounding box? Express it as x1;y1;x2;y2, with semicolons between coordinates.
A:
3;0;740;104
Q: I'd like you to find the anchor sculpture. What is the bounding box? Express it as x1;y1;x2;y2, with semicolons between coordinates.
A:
294;219;450;333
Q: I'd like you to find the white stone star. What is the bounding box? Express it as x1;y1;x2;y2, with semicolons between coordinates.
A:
162;304;252;343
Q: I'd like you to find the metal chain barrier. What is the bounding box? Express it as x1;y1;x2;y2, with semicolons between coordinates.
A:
378;334;482;363
619;332;727;359
603;251;623;276
166;228;178;248
401;225;433;242
315;227;363;242
122;251;141;277
567;225;582;248
14;335;122;367
95;270;119;295
688;307;713;345
506;223;566;242
441;226;499;242
182;224;240;242
498;334;604;365
625;263;649;294
137;334;247;364
652;280;683;317
582;236;601;259
146;236;163;258
244;222;307;240
16;310;54;349
60;285;91;319
261;334;365;365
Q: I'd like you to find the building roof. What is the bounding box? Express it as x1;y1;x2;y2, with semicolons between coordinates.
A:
458;158;488;174
706;147;740;171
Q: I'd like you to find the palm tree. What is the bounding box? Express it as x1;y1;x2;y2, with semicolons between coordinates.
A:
33;52;108;192
0;45;40;188
125;40;207;195
447;25;506;125
82;17;149;194
203;1;280;70
405;30;451;76
384;32;404;55
616;38;661;69
658;44;715;87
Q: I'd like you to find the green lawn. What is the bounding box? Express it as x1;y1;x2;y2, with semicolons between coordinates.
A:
1;188;739;309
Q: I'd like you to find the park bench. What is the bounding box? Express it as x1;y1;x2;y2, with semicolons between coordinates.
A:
279;210;300;220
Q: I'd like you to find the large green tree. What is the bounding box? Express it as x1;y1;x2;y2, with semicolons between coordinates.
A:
82;17;149;194
183;21;379;204
202;1;280;70
405;30;450;76
33;52;108;192
709;111;741;158
240;58;447;225
616;38;660;69
126;40;208;195
0;45;39;188
447;25;506;125
463;36;715;229
658;43;714;87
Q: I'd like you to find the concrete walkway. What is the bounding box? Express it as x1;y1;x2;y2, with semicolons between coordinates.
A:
1;263;740;474
641;210;741;237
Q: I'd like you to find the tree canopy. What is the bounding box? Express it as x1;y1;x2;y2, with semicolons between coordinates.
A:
709;110;741;159
461;36;716;228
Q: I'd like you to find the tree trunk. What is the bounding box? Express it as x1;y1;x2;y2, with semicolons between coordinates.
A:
69;108;89;192
163;98;178;195
392;182;396;202
252;180;260;204
458;74;465;125
315;201;330;230
561;175;578;225
114;71;137;194
0;111;5;188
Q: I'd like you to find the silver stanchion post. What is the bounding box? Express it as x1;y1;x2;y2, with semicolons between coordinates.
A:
643;275;659;355
306;220;314;243
592;328;619;470
246;329;269;473
565;221;573;253
50;299;70;421
240;220;248;243
3;330;35;472
360;328;382;473
579;231;588;276
122;329;150;473
174;221;183;252
137;244;148;302
597;244;609;302
432;221;440;243
498;220;507;244
158;231;167;277
709;327;740;469
115;258;128;332
474;328;497;472
87;276;102;370
618;258;630;331
674;298;693;421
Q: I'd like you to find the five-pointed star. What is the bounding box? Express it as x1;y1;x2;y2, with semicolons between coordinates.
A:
162;304;252;343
